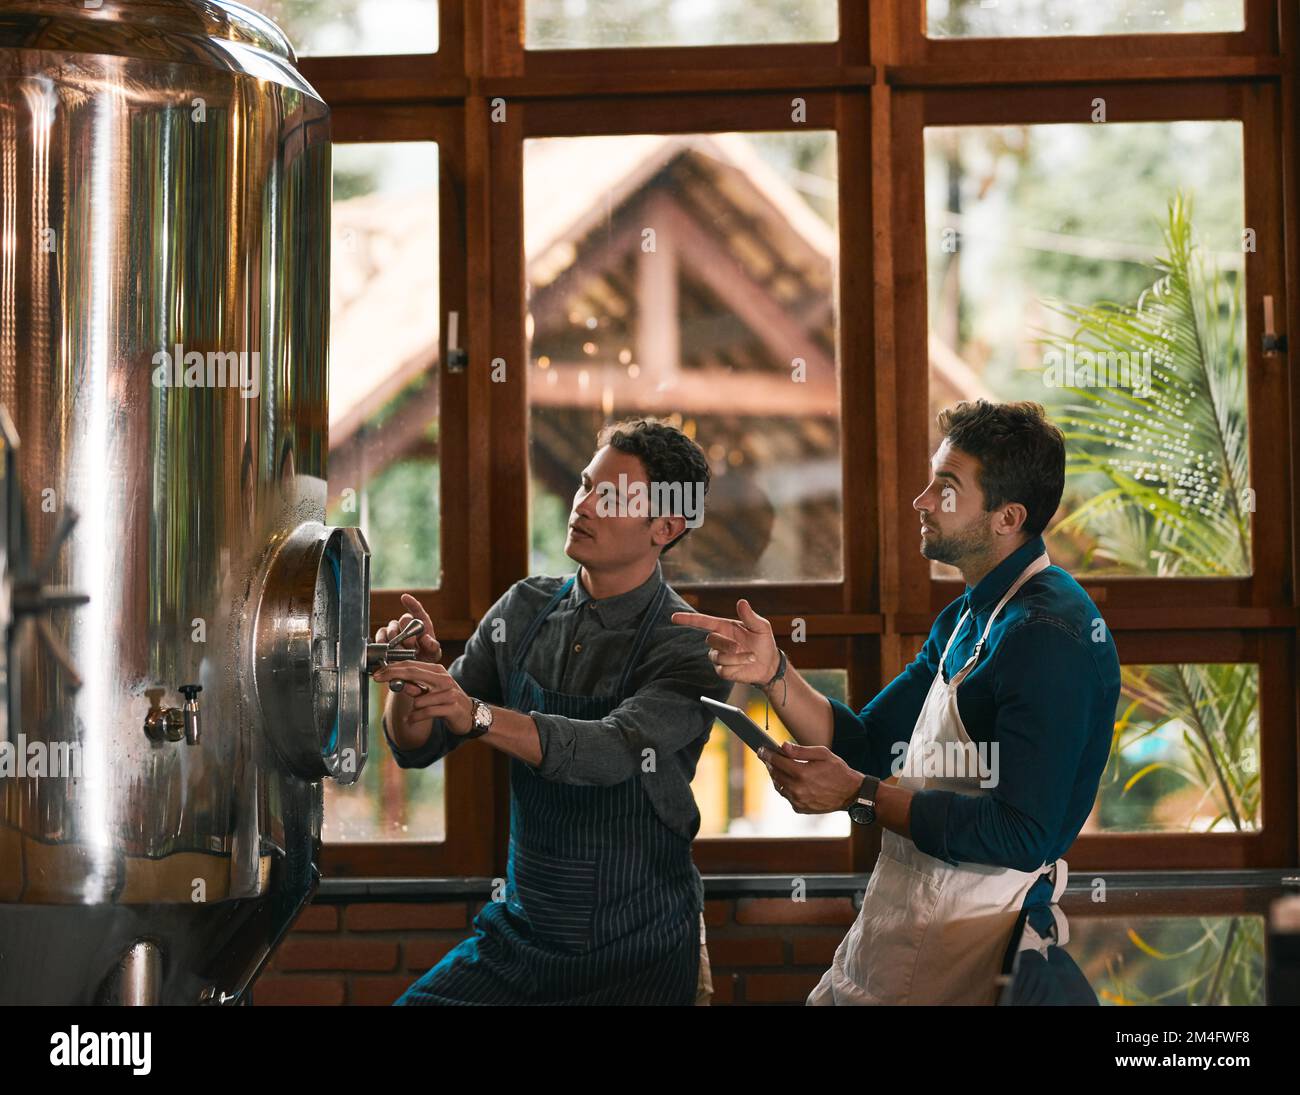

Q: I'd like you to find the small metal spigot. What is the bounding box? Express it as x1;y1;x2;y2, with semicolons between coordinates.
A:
144;684;202;745
389;618;424;649
365;618;426;694
180;684;202;745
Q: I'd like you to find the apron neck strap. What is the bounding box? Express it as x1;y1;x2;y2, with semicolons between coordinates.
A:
952;551;1051;682
511;575;576;670
509;572;669;697
614;580;670;699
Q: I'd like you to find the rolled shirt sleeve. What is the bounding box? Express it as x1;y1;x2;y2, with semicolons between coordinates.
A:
907;618;1104;871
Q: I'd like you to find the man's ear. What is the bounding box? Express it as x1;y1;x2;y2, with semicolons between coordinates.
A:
996;502;1029;537
653;514;688;547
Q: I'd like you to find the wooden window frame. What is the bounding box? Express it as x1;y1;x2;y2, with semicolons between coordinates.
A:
486;88;874;872
893;0;1278;69
891;81;1291;621
297;0;1299;878
317;99;495;877
482;0;868;80
882;62;1297;870
1076;630;1297;869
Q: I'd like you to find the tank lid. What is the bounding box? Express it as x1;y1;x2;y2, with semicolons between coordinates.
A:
0;1;300;68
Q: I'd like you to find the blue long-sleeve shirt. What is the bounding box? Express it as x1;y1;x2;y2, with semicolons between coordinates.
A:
829;534;1119;876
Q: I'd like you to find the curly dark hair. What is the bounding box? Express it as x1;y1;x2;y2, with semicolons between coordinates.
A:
595;418;711;554
936;400;1065;536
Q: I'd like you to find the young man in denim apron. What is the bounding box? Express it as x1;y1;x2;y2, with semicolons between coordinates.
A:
677;401;1121;1004
372;419;730;1005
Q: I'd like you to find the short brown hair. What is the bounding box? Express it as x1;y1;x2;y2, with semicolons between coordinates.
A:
936;400;1065;536
595;418;710;554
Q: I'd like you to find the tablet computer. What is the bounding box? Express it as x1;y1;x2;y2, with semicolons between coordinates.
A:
701;695;783;756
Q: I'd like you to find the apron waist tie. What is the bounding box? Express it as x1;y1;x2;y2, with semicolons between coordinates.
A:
1045;858;1068;903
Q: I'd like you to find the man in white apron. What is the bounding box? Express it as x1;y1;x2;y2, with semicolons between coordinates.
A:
675;400;1120;1005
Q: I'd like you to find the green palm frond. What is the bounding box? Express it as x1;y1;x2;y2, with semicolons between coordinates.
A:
1036;191;1250;578
1042;195;1258;833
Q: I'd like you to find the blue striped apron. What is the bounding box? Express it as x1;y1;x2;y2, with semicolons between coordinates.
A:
395;575;701;1005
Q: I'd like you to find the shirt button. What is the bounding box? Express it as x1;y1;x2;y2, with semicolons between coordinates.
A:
573;642;583;653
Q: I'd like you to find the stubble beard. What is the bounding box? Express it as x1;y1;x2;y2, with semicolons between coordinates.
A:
922;514;997;573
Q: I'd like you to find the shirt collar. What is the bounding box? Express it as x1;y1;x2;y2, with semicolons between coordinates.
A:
569;560;664;627
965;534;1047;617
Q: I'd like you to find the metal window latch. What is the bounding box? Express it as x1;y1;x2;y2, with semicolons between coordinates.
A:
446;310;468;372
1263;295;1288;356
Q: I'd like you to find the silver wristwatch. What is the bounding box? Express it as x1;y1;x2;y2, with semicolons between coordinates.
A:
465;697;493;739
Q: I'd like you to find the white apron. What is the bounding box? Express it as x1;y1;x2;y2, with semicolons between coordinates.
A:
808;552;1068;1005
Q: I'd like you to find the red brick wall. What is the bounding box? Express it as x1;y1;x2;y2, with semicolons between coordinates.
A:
253;895;857;1006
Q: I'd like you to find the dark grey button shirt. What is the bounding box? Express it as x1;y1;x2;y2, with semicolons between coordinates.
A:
383;561;731;841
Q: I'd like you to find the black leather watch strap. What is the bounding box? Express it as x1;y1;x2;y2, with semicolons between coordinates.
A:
847;774;880;825
856;774;880;804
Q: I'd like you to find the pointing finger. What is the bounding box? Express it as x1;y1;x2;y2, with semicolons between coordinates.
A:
400;593;435;633
671;611;739;634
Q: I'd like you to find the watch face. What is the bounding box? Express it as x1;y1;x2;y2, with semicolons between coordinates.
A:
473;701;492;729
849;801;875;825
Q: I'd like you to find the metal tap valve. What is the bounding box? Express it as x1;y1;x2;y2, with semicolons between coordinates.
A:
365;618;422;692
180;684;202;745
144;684;203;745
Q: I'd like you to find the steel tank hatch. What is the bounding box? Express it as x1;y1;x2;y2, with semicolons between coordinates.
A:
0;0;410;1004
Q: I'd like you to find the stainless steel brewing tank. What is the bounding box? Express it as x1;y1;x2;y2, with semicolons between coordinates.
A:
0;1;376;1004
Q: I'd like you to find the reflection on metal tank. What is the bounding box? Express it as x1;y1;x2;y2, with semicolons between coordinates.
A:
0;1;397;1004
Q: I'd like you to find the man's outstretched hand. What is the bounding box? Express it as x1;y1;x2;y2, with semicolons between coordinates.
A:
671;599;780;685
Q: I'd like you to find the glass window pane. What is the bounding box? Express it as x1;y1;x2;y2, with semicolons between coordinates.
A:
325;142;444;845
1069;914;1264;1005
694;671;850;837
927;0;1243;38
324;681;446;842
237;0;438;57
326;141;441;591
525;132;842;584
924;122;1248;579
526;0;837;49
1089;662;1260;834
